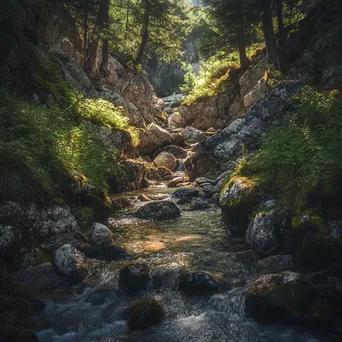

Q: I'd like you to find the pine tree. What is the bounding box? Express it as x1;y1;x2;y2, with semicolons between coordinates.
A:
204;0;259;70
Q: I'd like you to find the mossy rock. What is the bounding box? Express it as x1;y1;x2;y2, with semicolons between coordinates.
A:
219;176;263;236
292;209;325;232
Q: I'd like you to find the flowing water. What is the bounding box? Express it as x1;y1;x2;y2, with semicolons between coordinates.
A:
37;180;334;342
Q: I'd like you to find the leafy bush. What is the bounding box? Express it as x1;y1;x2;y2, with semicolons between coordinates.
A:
0;89;128;201
235;86;342;215
182;45;264;105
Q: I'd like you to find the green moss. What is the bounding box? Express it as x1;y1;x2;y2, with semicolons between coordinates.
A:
230;87;342;217
71;206;95;231
0;89;130;202
37;250;52;265
292;209;326;232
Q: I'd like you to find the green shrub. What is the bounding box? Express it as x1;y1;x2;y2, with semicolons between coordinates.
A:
235;86;342;216
182;45;264;105
0;89;127;201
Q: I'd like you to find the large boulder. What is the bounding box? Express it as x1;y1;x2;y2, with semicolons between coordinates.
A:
89;222;115;246
53;244;88;282
0;202;79;243
126;297;165;330
245;209;281;254
220;177;261;236
135;201;181;221
11;263;72;292
182;126;206;144
138;123;173;154
153;152;178;172
245;271;318;323
185;81;302;179
119;262;150;294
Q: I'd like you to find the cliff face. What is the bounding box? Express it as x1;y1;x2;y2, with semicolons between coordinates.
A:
167;50;268;132
185;0;342;179
2;1;162;129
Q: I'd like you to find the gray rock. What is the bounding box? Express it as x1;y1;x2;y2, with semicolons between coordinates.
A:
246;210;280;254
182;126;207;143
328;221;342;241
245;271;318;323
89;222;115;246
153;152;178;171
215;171;232;184
178;271;219;295
154;145;188;159
138;123;173;154
135;201;181;221
11;263;72;291
0;225;17;255
258;255;294;271
195;177;216;186
188;199;211;211
202;185;216;198
19;248;45;270
53;244;88;282
173;188;199;199
185;81;302;178
0;202;79;243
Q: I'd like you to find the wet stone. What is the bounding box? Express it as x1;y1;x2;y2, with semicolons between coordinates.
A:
119;262;150;294
173;188;199;199
178;271;219;296
135;201;181;221
78;244;129;262
126;297;165;330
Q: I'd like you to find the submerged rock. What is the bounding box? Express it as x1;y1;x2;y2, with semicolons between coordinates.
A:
119;262;150;294
245;271;317;323
178;271;219;295
53;244;88;282
135;201;181;221
89;222;115;246
126;297;165;330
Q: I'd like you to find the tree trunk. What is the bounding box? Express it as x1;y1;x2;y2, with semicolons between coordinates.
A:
238;30;250;70
100;0;110;76
236;1;249;70
85;0;106;76
124;0;130;52
83;0;88;68
276;0;285;36
135;0;150;65
262;0;279;69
